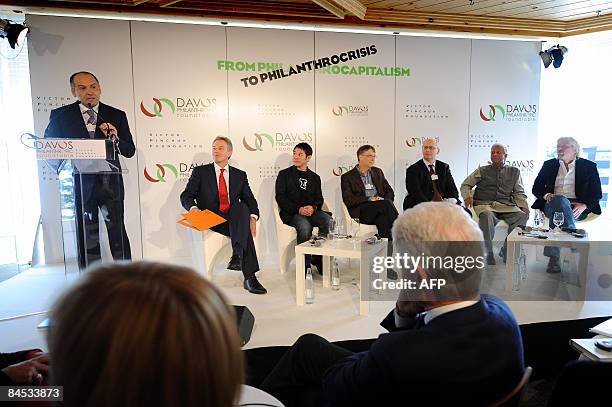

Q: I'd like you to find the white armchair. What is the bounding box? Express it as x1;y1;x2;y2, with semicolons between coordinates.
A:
190;227;232;279
272;200;326;274
341;202;377;237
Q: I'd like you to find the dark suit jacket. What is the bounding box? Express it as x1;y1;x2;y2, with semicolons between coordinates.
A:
275;166;324;224
340;166;394;219
44;101;135;200
322;295;525;406
403;159;460;210
180;163;259;217
532;158;602;214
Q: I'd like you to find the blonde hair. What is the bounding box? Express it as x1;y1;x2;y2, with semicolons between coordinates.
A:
48;261;244;407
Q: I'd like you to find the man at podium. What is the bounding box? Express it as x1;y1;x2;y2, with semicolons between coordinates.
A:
44;71;136;268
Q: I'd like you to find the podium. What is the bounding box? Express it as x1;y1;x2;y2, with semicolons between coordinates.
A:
39;138;130;273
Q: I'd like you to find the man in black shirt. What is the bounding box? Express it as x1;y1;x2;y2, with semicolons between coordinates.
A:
276;143;330;273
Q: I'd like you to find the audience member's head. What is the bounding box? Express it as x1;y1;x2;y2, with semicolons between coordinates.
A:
557;136;580;161
392;202;485;303
48;261;244;407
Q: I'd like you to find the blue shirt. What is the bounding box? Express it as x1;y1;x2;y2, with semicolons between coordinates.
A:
357;166;378;198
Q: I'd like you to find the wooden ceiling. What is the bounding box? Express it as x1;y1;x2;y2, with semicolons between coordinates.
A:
2;0;612;37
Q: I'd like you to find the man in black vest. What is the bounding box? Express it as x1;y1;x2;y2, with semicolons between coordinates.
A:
461;144;529;265
275;143;330;274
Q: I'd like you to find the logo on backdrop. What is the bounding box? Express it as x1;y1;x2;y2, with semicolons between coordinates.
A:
243;133;275;151
332;105;369;117
479;104;537;123
243;132;313;152
33;95;73;113
143;163;178;183
505;158;535;177
405;104;449;120
140;97;218;118
332;165;352;176
143;162;204;183
405;136;439;148
257;104;296;117
140;98;176;118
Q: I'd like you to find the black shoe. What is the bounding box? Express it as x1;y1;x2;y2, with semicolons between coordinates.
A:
486;252;496;265
227;255;242;271
387;269;398;280
546;257;561;273
243;276;267;294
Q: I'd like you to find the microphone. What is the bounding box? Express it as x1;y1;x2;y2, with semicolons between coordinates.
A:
83;101;122;159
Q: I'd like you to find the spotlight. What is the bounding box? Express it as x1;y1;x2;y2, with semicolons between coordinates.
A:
539;45;568;69
0;19;29;49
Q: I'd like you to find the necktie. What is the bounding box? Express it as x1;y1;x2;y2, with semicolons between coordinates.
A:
429;165;443;202
86;109;96;138
218;168;230;213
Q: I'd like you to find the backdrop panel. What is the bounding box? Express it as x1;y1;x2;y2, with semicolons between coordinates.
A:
468;40;541;196
131;21;228;266
226;27;316;267
394;36;471;210
314;32;396;222
27;15;140;263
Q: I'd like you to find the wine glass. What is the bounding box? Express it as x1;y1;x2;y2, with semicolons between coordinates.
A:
553;212;564;233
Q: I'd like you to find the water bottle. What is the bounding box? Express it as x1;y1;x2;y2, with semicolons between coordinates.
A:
305;267;315;304
331;258;340;290
328;218;337;240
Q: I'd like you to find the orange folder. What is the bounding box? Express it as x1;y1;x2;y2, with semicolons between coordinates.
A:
178;209;227;231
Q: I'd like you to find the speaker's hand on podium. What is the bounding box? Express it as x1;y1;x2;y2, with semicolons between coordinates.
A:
99;122;118;142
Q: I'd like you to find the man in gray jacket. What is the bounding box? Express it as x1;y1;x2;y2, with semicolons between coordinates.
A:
461;144;529;265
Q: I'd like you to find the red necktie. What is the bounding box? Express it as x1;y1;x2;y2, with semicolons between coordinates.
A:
429;165;443;202
218;168;230;213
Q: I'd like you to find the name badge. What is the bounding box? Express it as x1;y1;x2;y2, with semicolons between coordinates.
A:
365;183;374;190
431;174;439;181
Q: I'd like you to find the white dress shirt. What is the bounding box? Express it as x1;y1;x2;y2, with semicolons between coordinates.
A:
423;300;479;325
78;102;98;134
214;162;230;204
191;162;257;220
553;159;577;199
423;159;436;172
394;299;479;328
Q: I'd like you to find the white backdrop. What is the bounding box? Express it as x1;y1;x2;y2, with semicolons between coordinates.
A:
26;16;541;268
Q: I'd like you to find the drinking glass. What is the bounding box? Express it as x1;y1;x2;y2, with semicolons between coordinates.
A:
553;211;564;233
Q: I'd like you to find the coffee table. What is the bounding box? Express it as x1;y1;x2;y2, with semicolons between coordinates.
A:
506;228;589;295
294;237;388;315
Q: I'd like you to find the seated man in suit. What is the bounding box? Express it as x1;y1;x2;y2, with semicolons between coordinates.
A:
341;145;398;278
276;143;330;274
180;136;266;294
403;137;462;210
258;203;524;407
532;137;602;273
461;143;529;265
